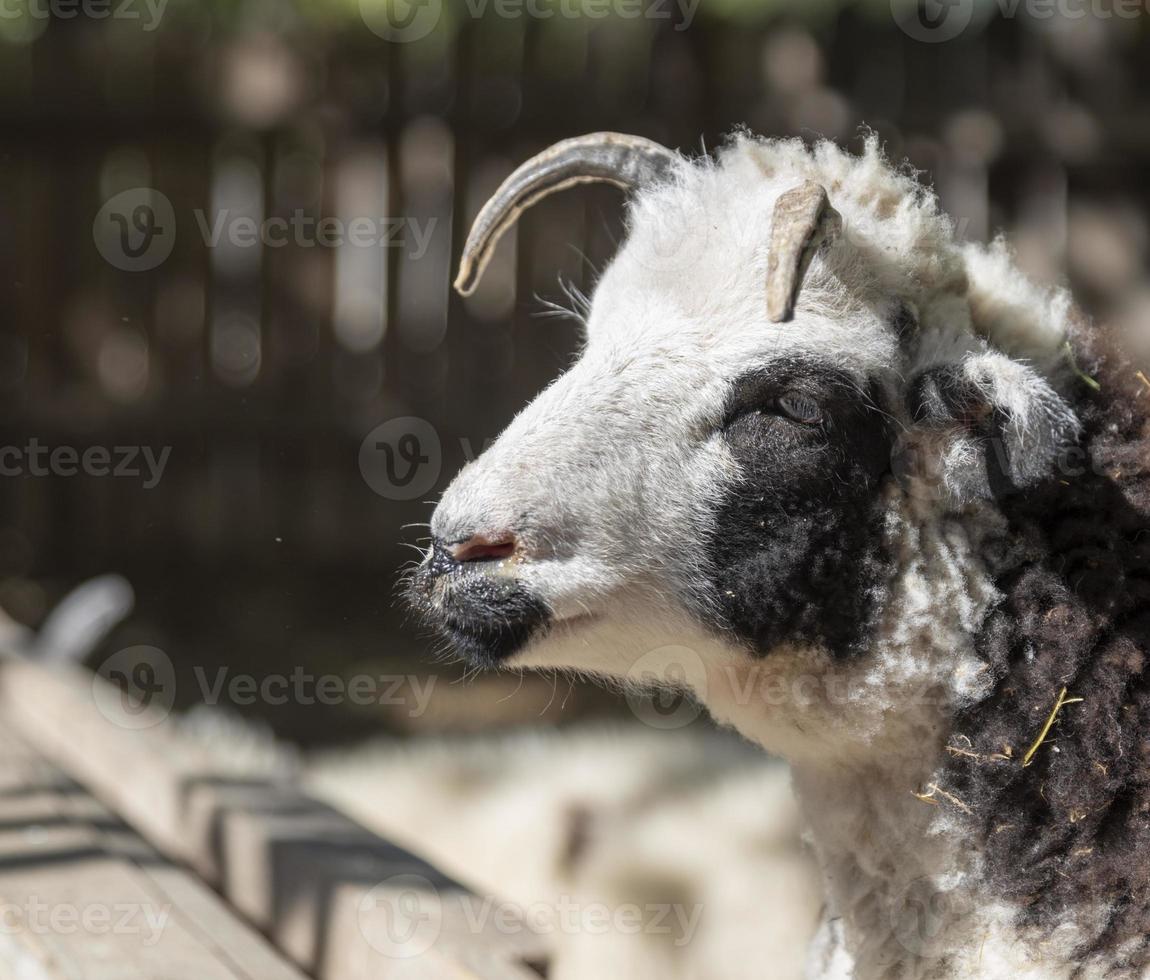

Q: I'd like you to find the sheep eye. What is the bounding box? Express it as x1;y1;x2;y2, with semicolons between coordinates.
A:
778;392;823;425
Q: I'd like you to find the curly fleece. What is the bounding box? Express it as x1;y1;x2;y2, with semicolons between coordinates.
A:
940;323;1150;973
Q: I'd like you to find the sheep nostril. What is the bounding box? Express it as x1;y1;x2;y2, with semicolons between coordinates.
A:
447;533;518;564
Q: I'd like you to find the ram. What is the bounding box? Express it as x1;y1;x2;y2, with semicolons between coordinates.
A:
410;131;1150;979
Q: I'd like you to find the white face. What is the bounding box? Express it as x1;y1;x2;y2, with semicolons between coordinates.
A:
411;136;1080;757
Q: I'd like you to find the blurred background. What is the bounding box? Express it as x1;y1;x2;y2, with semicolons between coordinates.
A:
0;0;1148;749
2;3;1148;976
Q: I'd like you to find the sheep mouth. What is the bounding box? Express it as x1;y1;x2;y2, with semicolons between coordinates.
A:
415;571;551;668
438;611;548;667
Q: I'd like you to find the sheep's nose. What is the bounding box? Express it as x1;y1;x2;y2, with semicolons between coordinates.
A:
416;530;547;664
427;532;518;576
449;532;518;563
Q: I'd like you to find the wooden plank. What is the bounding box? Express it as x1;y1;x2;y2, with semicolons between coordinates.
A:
216;796;548;979
0;719;309;980
0;660;550;979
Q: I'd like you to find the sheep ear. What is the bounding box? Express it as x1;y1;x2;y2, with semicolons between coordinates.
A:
892;352;1080;505
765;181;842;323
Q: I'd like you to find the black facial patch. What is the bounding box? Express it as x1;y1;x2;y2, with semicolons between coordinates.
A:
410;544;550;667
703;357;894;658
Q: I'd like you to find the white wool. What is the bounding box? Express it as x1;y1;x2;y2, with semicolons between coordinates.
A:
963;238;1077;379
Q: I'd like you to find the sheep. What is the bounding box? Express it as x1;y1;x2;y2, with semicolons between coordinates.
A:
409;130;1150;979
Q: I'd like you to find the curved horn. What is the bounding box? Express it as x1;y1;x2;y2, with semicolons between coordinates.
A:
453;132;677;296
765;181;842;323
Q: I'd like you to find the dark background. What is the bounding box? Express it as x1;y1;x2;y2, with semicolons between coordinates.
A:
1;0;1147;744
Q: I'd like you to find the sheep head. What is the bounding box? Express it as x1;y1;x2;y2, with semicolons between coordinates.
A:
411;132;1088;763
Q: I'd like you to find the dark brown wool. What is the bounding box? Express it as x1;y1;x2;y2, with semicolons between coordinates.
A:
940;318;1150;973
